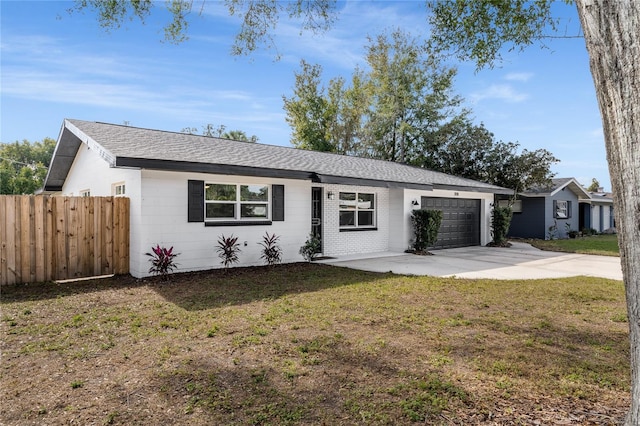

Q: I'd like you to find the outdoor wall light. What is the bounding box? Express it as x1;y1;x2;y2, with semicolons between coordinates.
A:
411;199;419;206
327;191;336;200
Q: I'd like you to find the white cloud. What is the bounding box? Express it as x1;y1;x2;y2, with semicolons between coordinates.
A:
470;84;529;103
0;27;294;137
3;69;165;107
2;66;280;120
0;34;62;55
504;72;534;82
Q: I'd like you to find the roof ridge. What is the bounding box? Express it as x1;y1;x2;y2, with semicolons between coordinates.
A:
73;119;258;145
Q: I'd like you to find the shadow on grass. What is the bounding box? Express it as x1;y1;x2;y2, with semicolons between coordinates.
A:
150;262;388;311
1;263;387;311
151;335;468;425
0;274;142;304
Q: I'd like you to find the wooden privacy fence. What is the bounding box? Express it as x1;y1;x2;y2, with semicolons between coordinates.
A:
0;195;129;285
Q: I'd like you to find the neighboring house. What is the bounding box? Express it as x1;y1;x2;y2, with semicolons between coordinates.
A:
585;189;615;233
504;178;589;239
505;177;615;240
43;119;512;278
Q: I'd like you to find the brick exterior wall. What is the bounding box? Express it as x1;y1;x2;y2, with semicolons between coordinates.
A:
320;184;390;256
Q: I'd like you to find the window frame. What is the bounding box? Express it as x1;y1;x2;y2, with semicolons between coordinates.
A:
497;199;522;213
338;191;376;230
554;200;571;219
112;182;125;197
204;182;270;222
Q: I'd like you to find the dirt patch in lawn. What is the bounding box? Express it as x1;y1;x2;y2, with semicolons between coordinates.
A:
1;263;630;425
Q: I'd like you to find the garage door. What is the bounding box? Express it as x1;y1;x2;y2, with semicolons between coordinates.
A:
421;197;480;249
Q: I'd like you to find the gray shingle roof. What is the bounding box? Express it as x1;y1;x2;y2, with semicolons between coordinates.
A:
46;119;512;194
521;177;592;200
523;178;572;194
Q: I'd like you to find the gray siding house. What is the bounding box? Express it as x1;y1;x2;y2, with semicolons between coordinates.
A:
507;178;610;239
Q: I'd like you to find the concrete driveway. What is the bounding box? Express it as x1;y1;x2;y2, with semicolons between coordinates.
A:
319;242;623;280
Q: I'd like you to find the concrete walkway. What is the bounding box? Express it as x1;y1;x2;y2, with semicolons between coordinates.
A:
319;242;623;280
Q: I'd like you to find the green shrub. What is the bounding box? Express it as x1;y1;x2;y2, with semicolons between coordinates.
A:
411;209;443;252
299;233;321;262
491;205;513;246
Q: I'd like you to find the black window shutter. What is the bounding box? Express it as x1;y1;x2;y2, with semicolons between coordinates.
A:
553;200;557;218
188;180;204;222
272;184;285;221
567;201;572;218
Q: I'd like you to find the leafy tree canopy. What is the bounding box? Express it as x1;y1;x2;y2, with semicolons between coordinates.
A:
283;30;557;194
416;117;558;194
284;30;465;160
282;60;335;152
586;177;600;192
426;0;564;70
0;138;56;195
70;0;338;58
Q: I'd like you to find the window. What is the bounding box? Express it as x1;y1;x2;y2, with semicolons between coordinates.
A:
205;183;269;220
339;192;375;228
112;182;125;196
498;199;522;213
554;200;571;219
188;181;283;224
80;189;91;197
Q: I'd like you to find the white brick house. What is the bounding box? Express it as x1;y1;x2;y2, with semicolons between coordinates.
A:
44;119;512;278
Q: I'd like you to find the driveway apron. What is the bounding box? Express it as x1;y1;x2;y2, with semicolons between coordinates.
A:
319;242;622;280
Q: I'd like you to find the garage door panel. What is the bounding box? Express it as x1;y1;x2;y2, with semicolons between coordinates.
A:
420;197;480;249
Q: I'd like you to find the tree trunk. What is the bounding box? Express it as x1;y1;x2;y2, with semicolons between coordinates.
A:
575;1;640;424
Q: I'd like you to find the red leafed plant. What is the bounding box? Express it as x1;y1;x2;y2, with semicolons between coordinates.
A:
145;244;179;280
216;234;241;270
259;232;282;266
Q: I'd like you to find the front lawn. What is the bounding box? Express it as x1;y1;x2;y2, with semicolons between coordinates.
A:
527;234;619;256
1;264;629;425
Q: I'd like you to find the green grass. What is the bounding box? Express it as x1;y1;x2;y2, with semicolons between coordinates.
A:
527;234;619;256
0;264;630;425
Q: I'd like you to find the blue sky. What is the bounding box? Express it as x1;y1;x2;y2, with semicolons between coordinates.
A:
1;1;611;191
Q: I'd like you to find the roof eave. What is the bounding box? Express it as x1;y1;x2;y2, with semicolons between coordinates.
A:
433;183;513;195
115;157;315;181
115;158;437;190
314;174;434;191
549;178;592;199
43;119;116;191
